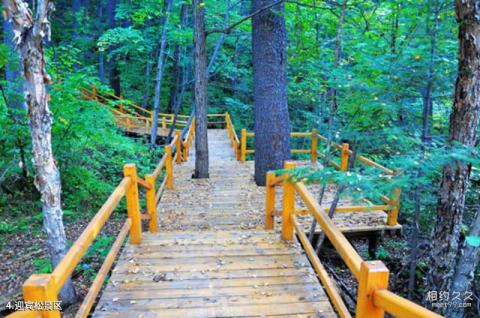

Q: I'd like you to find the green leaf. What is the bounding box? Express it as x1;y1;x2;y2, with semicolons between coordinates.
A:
466;236;480;247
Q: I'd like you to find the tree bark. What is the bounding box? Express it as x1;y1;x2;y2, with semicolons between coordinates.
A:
193;0;209;178
3;0;77;304
142;52;153;108
150;0;174;146
446;210;480;318
428;0;480;304
107;0;121;96
168;4;189;113
252;0;290;186
421;1;440;144
98;0;106;83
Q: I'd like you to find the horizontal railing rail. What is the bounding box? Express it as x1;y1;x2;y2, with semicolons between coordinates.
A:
7;118;195;318
240;129;402;227
267;161;442;318
81;85;190;132
236;129;395;175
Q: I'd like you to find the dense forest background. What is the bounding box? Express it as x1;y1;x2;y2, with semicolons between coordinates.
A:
0;0;479;316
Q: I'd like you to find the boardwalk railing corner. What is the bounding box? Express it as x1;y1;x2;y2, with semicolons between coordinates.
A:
230;124;403;229
265;161;442;318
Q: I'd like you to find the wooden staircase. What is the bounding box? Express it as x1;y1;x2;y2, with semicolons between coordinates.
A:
93;129;337;317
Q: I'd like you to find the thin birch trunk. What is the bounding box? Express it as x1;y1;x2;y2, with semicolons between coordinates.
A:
150;0;174;146
3;0;77;304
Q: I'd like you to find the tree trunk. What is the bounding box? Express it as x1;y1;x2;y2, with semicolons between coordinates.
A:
193;0;209;178
446;210;480;318
150;0;174;146
3;0;77;304
72;0;82;38
252;0;290;186
206;0;230;75
143;53;153;108
329;0;348;114
428;0;480;304
107;0;121;96
421;2;440;144
98;0;106;83
3;18;25;114
168;4;189;113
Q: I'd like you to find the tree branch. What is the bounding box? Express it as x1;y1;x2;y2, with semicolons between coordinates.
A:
206;0;285;35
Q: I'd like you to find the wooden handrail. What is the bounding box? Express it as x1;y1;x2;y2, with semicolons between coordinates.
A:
51;177;131;292
152;154;167;179
357;155;395;175
269;163;441;318
137;177;152;190
236;129;396;177
292;215;352;318
7;110;197;318
75;219;131;318
293;181;363;278
373;290;442;318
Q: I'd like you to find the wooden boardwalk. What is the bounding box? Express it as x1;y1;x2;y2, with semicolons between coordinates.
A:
93;130;338;317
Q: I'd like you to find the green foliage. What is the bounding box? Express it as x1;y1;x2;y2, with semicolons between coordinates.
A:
376;246;390;260
466;236;480;248
33;258;53;274
77;235;115;281
0;49;162;235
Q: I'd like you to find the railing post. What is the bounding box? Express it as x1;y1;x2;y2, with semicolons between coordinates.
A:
311;128;318;163
119;95;124;113
126;117;131;130
183;141;188;161
241;129;247;162
340;143;350;171
265;172;276;230
23;274;59;318
175;130;182;163
387;187;401;226
145;174;158;233
356;261;389;318
236;143;241;161
162;117;167;130
123;164;142;244
282;161;296;241
165;145;174;189
92;85;98;101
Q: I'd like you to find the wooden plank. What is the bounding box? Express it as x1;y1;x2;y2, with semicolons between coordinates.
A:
96;294;330;311
106;275;319;291
90;130;346;318
93;302;336;318
113;252;313;270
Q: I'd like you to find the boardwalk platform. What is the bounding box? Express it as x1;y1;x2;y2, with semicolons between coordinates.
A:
124;126;170;138
93;130;338;317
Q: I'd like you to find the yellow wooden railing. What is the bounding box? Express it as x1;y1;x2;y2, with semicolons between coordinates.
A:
235;128;396;174
267;161;442;318
80;85;191;132
6;117;197;318
226;124;402;227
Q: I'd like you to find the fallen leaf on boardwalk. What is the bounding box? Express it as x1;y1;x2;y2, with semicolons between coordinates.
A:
153;273;167;282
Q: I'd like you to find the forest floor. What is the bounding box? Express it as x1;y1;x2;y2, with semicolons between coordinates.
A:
0;214;125;317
